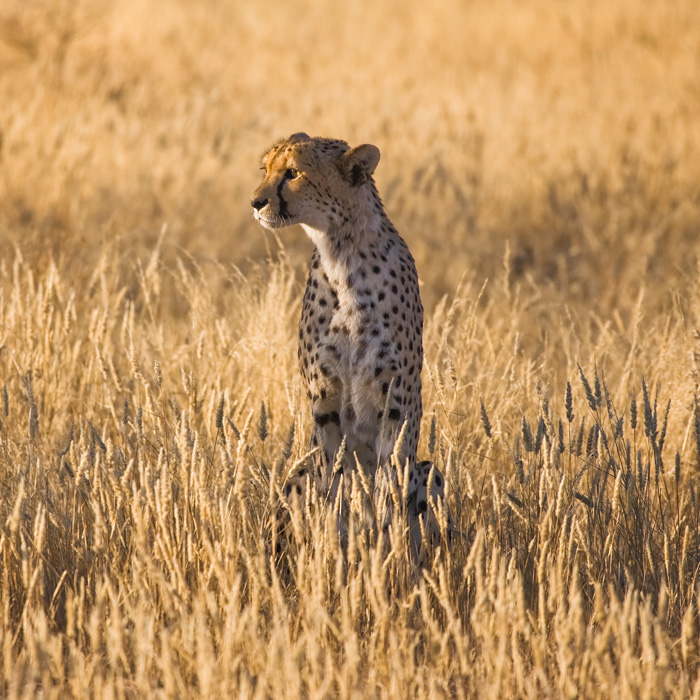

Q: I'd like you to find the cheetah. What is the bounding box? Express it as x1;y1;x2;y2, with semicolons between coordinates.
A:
251;133;450;556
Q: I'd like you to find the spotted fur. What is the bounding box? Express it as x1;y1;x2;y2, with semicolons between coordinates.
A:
252;133;450;555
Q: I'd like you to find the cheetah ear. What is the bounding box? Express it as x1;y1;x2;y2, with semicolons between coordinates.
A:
338;144;380;187
289;132;310;142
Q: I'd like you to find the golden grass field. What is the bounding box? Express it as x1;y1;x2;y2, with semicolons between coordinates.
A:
1;0;700;697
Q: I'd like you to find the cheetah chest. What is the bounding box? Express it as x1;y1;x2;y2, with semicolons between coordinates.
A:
299;262;421;446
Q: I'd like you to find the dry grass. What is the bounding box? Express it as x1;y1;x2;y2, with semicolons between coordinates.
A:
1;0;700;697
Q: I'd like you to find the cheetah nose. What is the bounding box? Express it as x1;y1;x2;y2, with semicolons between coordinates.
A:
252;197;268;211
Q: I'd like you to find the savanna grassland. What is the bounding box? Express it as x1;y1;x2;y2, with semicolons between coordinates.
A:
1;0;700;697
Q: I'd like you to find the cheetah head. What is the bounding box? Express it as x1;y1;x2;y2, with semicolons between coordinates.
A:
251;133;380;232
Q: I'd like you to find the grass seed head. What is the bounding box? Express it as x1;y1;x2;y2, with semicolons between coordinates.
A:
216;394;225;431
565;381;574;423
578;365;597;413
535;417;545;454
258;401;268;442
558;419;565;454
575;417;586;456
479;399;492;439
522;416;534;453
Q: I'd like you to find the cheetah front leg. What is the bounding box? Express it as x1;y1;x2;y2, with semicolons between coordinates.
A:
407;460;453;560
280;390;343;524
310;393;345;496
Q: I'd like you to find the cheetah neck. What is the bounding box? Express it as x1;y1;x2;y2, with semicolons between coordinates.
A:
301;184;386;291
301;223;382;291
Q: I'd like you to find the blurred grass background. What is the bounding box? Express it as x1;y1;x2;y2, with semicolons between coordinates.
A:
2;0;698;311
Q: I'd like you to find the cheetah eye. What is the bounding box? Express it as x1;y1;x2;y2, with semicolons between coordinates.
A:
285;168;300;179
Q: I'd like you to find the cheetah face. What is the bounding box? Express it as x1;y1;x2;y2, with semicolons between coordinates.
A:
251;133;380;232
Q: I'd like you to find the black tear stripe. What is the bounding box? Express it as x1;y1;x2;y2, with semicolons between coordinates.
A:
277;174;291;219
